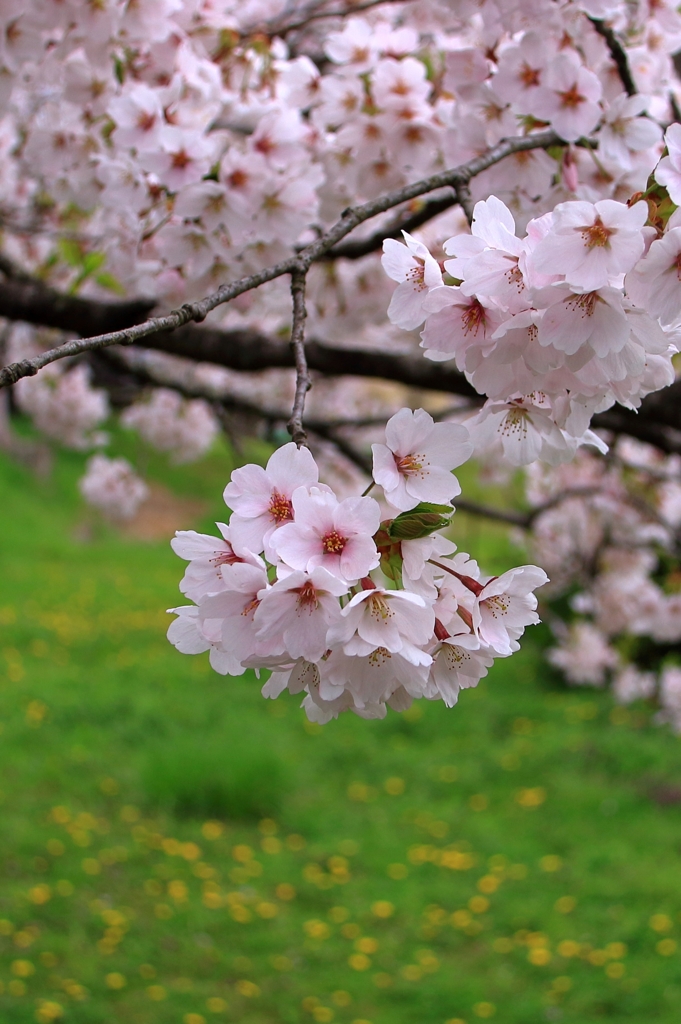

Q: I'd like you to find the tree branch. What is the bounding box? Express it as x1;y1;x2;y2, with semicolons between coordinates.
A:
287;268;311;445
589;17;637;97
0;129;563;390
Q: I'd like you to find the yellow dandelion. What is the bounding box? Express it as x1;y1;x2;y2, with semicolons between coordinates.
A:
606;962;626;978
331;990;352;1006
11;960;35;978
235;980;260;998
539;855;562;872
384;777;405;795
271;956;292;971
276;883;296;900
35;1001;63;1023
528;948;552;966
473;1003;496;1018
371;901;394;919
657;939;677;956
147;985;167;1001
184;1015;207;1024
400;964;422;981
329;906;349;923
256;901;278;918
650;914;673;933
555;896;576;914
557;940;581;958
206;996;228;1012
356;937;378;954
105;973;126;990
28;885;51;905
312;1008;333;1023
348;953;371;971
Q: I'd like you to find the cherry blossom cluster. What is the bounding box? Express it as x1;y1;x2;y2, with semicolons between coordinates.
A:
1;0;679;342
79;453;149;521
121;387;219;464
520;440;681;731
384;179;681;466
167;409;548;721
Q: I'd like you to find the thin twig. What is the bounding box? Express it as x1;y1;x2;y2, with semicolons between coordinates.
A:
287;268;311;446
454;182;474;226
0;129;565;391
588;17;637;97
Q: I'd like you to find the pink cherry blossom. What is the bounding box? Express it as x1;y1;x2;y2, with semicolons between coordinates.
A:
327;587;434;666
382;231;444;330
253;568;348;663
654;123;681;204
530;200;647;291
429;630;494;707
79;455;148;521
223;442;320;555
372;407;473;511
538;286;630;357
171;523;262;602
625;227;681;326
530;53;602;142
271;487;381;582
472;565;549;656
198;562;282;673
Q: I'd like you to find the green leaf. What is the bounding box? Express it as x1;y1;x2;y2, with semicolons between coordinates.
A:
94;272;126;296
387;503;453;541
57;238;85;267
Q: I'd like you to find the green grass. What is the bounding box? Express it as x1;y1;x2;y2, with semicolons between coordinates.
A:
2;436;681;1024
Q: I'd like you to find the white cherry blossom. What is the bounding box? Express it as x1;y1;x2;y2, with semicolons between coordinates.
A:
372;407;473;511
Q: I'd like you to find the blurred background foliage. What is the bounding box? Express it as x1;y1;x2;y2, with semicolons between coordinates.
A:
2;426;681;1024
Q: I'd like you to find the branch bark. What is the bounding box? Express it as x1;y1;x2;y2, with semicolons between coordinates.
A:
287;268;311;445
589;17;637;97
0;129;563;390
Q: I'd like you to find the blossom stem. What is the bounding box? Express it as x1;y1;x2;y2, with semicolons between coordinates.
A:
362;481;376;497
428;559;484;596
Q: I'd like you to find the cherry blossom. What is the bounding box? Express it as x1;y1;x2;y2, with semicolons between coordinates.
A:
653;123;681;204
382;232;444;330
79;455;148;521
271;487;381;583
223;442;320;555
529;200;648;292
253;568;348;663
371;407;473;511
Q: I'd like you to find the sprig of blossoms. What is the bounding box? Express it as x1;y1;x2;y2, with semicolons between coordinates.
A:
168;411;548;722
385;170;681;466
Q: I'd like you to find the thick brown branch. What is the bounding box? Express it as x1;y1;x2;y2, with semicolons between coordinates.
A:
0;129;562;390
287;268;311;445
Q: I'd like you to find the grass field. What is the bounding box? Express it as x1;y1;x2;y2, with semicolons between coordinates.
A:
2;433;681;1024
